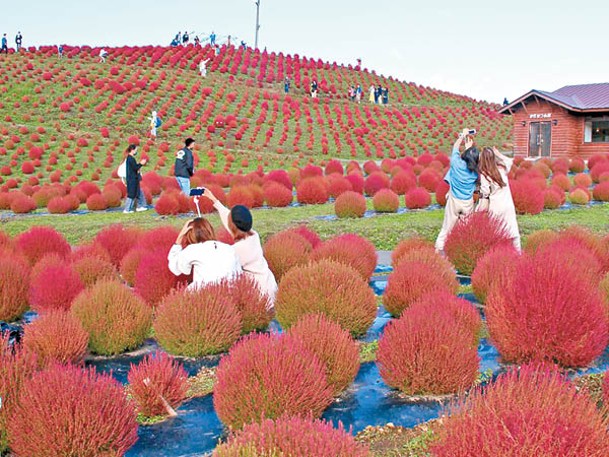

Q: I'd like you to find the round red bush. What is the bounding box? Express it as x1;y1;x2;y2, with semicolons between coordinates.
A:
486;249;608;367
570;157;586;173
213;416;369;457
573;172;593;188
222;274;272;333
134;248;180;305
511;179;545;215
391;237;435;265
471;244;521;303
593;181;609;201
29;263;85;312
417;169;441;192
8;364;138;457
327;175;353;198
22;310;89;366
377;301;479;395
334;190;366;218
119;248;145;286
296;177;329;204
127;352;189;417
0;256;30;321
288;313;360;395
135;226;180;252
383;261;459;317
373;188;399;212
435;179;450;206
154;286;241;357
264;169;293;190
263;230;312;281
444;212;512;275
364;171;390;196
551;173;571;191
72;255;117;286
93;224;142;267
404;187;431;209
154;191;180;215
288;225;322;248
324;159;344;176
275;259;376;337
227;186;255;208
47;196;72;214
213;333;333;429
543;188;563;209
390;171;417;195
431;364;609;457
569;187;590;205
263;181;293;207
310;233;377;280
391;246;456;286
345;172;365;194
10;194;37;213
71;280;153;355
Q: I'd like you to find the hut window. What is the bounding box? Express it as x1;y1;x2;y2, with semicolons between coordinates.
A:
584;119;609;143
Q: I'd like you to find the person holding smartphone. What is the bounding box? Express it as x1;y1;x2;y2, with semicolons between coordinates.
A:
199;188;277;310
123;144;148;213
435;129;479;254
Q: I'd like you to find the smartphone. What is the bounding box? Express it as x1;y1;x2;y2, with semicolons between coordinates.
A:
468;129;477;135
189;188;205;196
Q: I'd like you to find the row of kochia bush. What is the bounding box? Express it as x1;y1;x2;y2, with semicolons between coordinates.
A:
2;217;609;454
5;151;609;215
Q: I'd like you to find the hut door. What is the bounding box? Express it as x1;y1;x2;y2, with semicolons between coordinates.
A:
529;122;552;157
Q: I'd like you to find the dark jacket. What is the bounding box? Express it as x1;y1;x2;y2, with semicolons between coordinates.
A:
126;155;142;199
174;147;194;178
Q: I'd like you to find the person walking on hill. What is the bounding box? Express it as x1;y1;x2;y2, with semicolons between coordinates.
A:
284;77;290;94
149;110;161;139
99;48;108;63
1;34;8;54
58;44;64;59
369;84;375;103
175;138;195;196
476;147;521;251
435;129;479;254
200;188;278;309
199;58;209;77
210;31;216;45
356;85;362;103
15;32;22;52
183;31;189;45
123;144;148;213
382;86;389;105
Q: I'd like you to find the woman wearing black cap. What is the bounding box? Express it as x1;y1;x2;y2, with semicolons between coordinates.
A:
201;188;278;310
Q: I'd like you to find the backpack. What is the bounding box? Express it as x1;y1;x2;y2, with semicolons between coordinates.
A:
117;160;127;179
155;117;162;128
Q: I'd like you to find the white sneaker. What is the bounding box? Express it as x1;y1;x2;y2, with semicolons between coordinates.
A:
136;207;149;212
123;209;134;214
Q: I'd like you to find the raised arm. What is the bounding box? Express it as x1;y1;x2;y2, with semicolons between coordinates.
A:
492;147;513;172
200;188;231;232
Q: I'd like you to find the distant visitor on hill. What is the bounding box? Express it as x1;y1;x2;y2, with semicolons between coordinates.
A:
57;44;64;59
149;111;161;138
311;79;318;98
210;31;216;45
1;34;8;54
503;97;509;106
435;129;479;254
174;138;195;196
369;84;375;103
284;77;290;94
382;87;389;105
99;48;108;63
356;85;362;103
15;32;22;52
194;35;200;46
183;31;189;45
122;144;149;214
199;58;209;77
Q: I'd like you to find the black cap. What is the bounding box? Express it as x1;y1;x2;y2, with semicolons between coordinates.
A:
231;205;253;232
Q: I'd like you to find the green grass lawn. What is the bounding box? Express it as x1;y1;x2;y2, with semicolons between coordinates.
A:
2;202;609;249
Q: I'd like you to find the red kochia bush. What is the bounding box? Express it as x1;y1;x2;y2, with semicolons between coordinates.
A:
154;287;241;357
0;256;30;321
296;177;329;204
71;280;153;356
383;261;459;317
275;259;376;337
431;364;609;457
119;248;145;286
213;333;333;430
154;191;180;215
8;364;138;457
223;275;272;333
288;314;360;395
444;211;512;275
364;171;390;196
263;181;293;207
127;352;189;417
510;179;545;214
29;263;85;312
10;194;37;213
377;302;479;395
93;224;142;266
373;188;400;212
263;230;312;280
22;311;89;366
334;190;366;218
289;225;322;248
15;226;70;265
134;249;181;305
486;249;608;367
404;187;431;209
310;233;377;280
85;192;108;210
0;335;38;454
390;171;417;195
593;181;609;201
391;237;435;265
471;244;521;303
72;256;117;286
213;416;370;457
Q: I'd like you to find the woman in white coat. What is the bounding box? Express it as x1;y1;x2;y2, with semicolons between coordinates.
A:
201;188;278;310
167;217;242;289
476;146;521;252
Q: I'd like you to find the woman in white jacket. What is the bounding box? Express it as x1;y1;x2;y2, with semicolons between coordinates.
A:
200;188;278;310
167;217;241;289
476;147;521;252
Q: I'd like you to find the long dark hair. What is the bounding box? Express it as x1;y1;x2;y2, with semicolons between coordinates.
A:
479;147;505;187
125;144;137;156
462;146;479;173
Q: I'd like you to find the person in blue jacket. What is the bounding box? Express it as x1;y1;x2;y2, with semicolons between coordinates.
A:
1;34;8;54
435;129;479;253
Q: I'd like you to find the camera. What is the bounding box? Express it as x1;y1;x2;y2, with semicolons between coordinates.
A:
189;188;205;196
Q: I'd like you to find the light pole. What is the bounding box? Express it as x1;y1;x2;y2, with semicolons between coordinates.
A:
254;0;261;49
